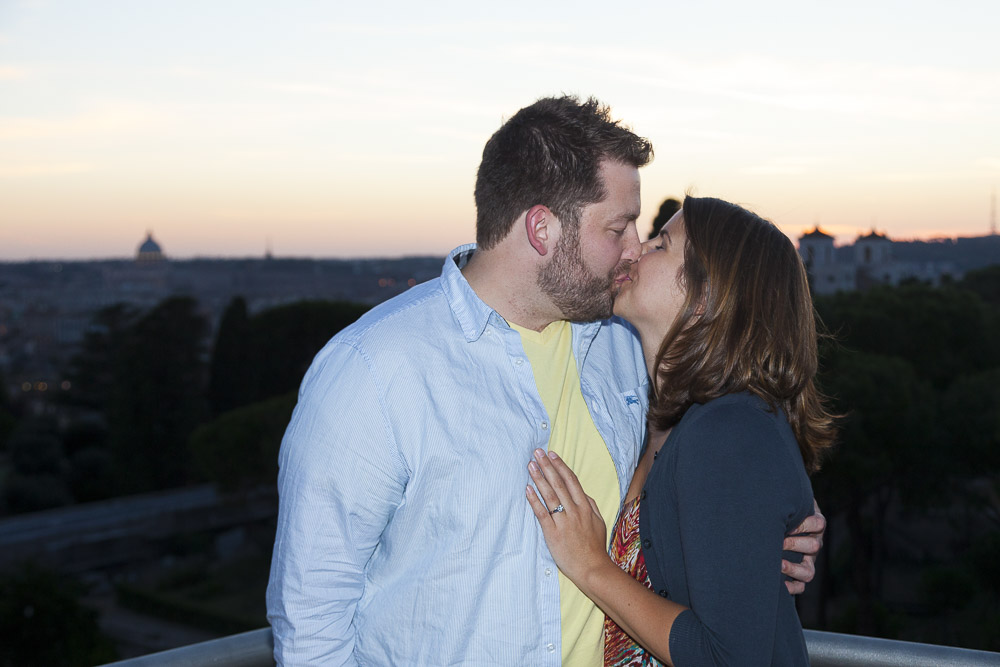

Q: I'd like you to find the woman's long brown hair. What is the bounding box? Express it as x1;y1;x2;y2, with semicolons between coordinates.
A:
647;196;836;472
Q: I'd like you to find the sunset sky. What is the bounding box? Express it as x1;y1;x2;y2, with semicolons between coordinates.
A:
1;1;998;260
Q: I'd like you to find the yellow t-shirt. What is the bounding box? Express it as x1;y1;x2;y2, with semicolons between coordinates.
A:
512;320;621;667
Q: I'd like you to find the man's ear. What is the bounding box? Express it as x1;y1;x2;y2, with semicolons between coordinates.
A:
525;205;554;256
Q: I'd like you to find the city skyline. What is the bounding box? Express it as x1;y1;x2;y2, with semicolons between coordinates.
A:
1;1;998;260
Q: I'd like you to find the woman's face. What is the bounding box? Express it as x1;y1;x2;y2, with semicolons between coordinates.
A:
613;211;689;340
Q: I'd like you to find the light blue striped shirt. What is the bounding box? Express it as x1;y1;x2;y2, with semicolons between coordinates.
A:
267;245;649;666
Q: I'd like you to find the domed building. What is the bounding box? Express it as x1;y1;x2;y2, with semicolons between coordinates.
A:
797;227;959;294
137;232;165;263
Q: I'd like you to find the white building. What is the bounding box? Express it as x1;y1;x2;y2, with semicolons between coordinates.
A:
798;228;855;294
798;228;960;295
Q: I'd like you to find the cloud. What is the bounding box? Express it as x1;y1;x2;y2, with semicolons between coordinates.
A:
0;66;28;80
162;66;214;80
869;171;978;183
457;42;999;124
317;20;527;39
0;105;164;141
420;124;489;143
0;162;96;177
740;156;826;176
264;81;345;97
338;151;452;165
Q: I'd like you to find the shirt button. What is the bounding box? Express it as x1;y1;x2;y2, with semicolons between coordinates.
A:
640;489;647;500
642;539;652;549
544;567;552;577
546;643;556;653
514;358;524;366
659;589;669;597
540;421;548;430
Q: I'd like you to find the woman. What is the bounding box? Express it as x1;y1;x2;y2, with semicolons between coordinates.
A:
526;196;836;666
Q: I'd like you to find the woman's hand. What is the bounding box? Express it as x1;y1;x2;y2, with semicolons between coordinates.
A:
525;449;611;586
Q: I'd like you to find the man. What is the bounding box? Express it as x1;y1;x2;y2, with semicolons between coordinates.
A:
266;96;822;665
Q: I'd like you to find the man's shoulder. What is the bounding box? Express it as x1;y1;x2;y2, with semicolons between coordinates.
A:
299;278;456;388
333;277;450;349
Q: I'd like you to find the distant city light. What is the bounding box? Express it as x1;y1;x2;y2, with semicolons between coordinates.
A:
21;382;31;392
36;382;48;392
61;380;72;390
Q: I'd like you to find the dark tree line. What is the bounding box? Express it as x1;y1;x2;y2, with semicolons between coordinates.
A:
809;267;1000;649
4;260;1000;651
196;298;369;490
0;296;368;513
207;297;369;417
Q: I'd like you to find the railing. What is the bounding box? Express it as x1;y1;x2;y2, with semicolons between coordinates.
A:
100;628;1000;667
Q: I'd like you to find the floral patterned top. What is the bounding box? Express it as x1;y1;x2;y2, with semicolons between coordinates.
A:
604;496;665;667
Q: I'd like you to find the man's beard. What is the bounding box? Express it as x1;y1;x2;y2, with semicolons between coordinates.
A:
537;227;629;322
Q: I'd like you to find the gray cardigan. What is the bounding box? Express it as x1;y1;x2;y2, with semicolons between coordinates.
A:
639;392;813;666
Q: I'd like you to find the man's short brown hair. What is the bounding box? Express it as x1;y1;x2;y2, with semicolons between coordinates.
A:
474;96;652;250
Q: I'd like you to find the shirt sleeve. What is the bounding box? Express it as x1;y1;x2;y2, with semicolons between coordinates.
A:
666;401;804;666
266;341;407;666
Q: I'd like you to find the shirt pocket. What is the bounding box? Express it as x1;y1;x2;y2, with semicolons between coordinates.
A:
609;381;648;463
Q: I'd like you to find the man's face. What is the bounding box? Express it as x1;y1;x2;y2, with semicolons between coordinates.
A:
537;160;642;322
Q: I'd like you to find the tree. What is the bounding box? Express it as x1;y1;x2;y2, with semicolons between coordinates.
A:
108;296;209;492
815;284;999;389
938;369;1000;532
648;197;681;239
0;368;15;449
64;417;116;503
190;392;296;491
813;349;938;636
960;265;1000;306
248;300;369;403
1;417;73;514
64;303;140;412
205;299;368;414
208;297;257;416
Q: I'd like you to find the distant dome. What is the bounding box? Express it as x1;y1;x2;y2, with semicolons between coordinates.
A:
137;232;165;262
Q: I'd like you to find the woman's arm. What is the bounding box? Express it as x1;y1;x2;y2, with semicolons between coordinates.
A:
528;403;809;665
526;449;684;665
662;405;800;665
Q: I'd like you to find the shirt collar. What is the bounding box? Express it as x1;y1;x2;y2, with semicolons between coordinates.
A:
441;244;496;342
440;243;608;345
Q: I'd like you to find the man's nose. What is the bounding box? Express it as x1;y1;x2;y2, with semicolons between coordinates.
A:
622;225;642;261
